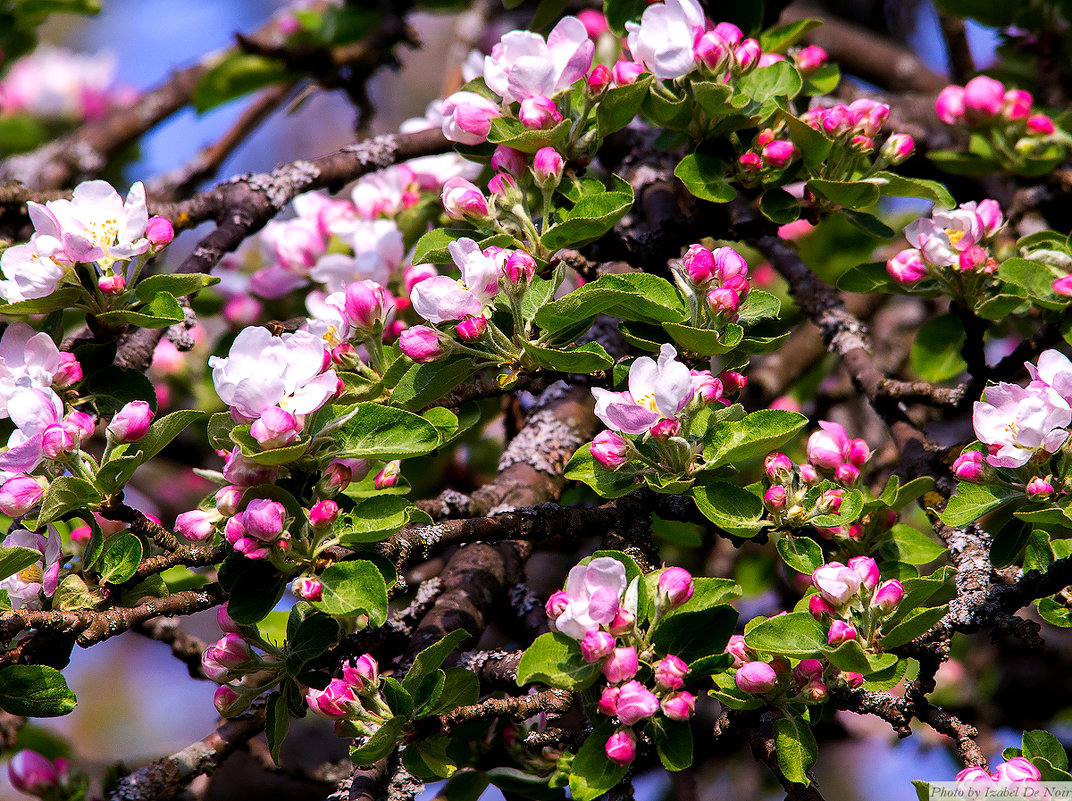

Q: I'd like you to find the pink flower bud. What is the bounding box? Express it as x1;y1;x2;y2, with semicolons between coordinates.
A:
441;90;501;145
602;646;641;685
344;654;379;689
695;32;731;71
54;352;82;386
214;485;242;517
657;567;694;609
546;590;569;619
681;244;716;284
41;424;76;459
739;152;763;172
758;53;786;67
577;8;608;38
591;430;629;469
690;369;724;404
292;576;323;601
108;400;154;442
441;177;490;222
308;500;339;529
827;620;858;645
886;248;928;284
587;64;611;96
503;250;537;285
935;85;966;124
958;245;989;272
956;766;994;785
615;680;659;724
801;679;829;702
242;499;286;542
1027;476;1055;499
7;750;67;796
1054;274;1072;296
488;172;520;201
611;60;644;86
0;476;46;516
764;452;794;481
993;757;1042;783
881;133;915;164
649;418;680;441
872;579;905;613
735;39;762;70
764;485;788;511
375;461;400;490
490;145;527;177
533;147;565;187
175;509;217;541
736;660;778;693
581;630;617;663
713;249;747;283
807;421;849;470
1027;113;1055;135
835;463;860;485
99;273;126;295
343;280;390;333
250;407;300;449
1003;89;1033;120
848;98;890;137
146;215;175;247
655;654;688;690
598;685;621;716
456;315;487;342
975;198;1004;236
808;594;835;619
795;45;827;73
713;22;743;46
848;556;880;589
812;561;861;606
214;685;247;716
605;728;636;765
519;95;562;130
851;134;874;152
762;139;797;168
720;370;747;394
725;634;751;667
661;691;696;721
707;287;740;319
63;411;94;443
964;75;1005;119
793;659;824;685
306;678;359;719
400;326;448;363
840;670;864;688
848;439;870;467
217;604;241;633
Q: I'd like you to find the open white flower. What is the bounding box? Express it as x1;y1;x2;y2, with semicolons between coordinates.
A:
410;238;503;324
592;344;694;435
0;322;62;416
625;0;705;80
28;180;148;265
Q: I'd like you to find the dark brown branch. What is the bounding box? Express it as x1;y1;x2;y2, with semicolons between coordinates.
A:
442;688;572;728
133;617;211;680
936;10;975;84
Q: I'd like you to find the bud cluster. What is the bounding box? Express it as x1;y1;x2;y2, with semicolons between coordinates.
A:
205;605;285;717
936;76;1061;145
808;558;905;648
306;654;395;738
670;243;753;328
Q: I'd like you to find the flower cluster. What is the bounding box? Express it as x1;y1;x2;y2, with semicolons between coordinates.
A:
956;757;1042;789
545;559;697;766
0;47;133;123
305;654;395;738
589;344;740;477
807;558;905;648
729;642;847;703
797;99;914;180
886;199;1004;287
203;606;285;717
669;244;753;327
936;76;1057;138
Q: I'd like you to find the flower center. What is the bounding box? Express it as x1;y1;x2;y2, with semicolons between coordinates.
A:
636;393;660;413
87;216;120;248
18;564;43;583
947;229;965;247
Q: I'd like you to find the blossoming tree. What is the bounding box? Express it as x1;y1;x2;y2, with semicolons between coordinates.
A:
2;0;1072;799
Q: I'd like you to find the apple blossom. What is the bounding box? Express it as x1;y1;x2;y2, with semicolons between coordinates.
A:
349;165;419;219
441;177;490;222
545;589;569;619
0;527;62;610
399;326;449;363
587;64;611;95
440;91;502;145
0;323;62;414
611;61;645;86
411;238;503;324
605;728;637;765
973;381;1070;467
307;678;361;719
736;661;778;693
550;556;627;640
615;680;659;725
0;387;66;473
518;95;562;129
625;0;704;80
292;576;324;602
1027;349;1072;404
344;654;380;690
657;566;694;608
592;343;693;435
827;620;858;645
654;654;688;690
29;179;148;264
483;16;593;103
848;556;879;589
533;146;564;186
591;430;629;469
812;561;861;606
580;630;616;663
107;400;154;442
602;646;639;683
992;757;1042;783
0;475;46;516
456;315;487;342
661;691;696;721
490;145;527;177
175;509;218;541
598;686;620;716
872;579;905;613
0;239;65;302
250;406;301;449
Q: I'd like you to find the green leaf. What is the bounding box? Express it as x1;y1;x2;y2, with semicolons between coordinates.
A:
390;358;476;409
661;322;743;356
745;611;825;658
689;482;766;537
691;81;734;117
0;546;41;582
563;444;640;499
95;291;185;328
879;605;948;649
194;53;293;113
426;667;480;715
777;536;825;575
1023;730;1069;771
231;427;309;465
412;229;515;266
597;74;653;135
334;403;440;459
541;187;634;250
1038;596;1072;627
516;631;603;690
774;715;817;785
807;178;880;211
674;152;736;203
603;0;647;36
99;533;143;584
760;18;823;52
402;629;469;693
759;188;801;224
137;410;206;462
836;262;900;294
651;604;738;663
568;723;628;801
218;556;285;624
53;574;97;611
134;273;219;301
703;409;808;468
314;560;389;624
939;482;1020;527
37;477;101;527
535;272;686;333
488;116;570;153
999;257;1064;302
349;716;408;766
0;665;78;717
525;341;612;373
86;366;157;416
879;524;947;565
95;455;142;495
381;677;414;718
339;496;431;545
668;577;742;614
781;112;833;168
872;171;954;207
736;61;802;103
842;209;895;239
823;640;897;675
284;607;340;676
737;290;782;324
264;691;289;765
991;518;1031;569
910;313;966;382
653;717;693;771
927;150;1000;177
0;288;85;316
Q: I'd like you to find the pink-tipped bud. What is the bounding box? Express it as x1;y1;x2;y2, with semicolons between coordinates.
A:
400;326;448;363
734;39;762;70
956;766;994;786
344;654;380;689
375;461;400;490
598;685;621;716
736;660;778;693
217;604;241;634
41;424;76;459
63;411;94;444
992;757;1042;783
611;61;644;86
847;438;870;467
764;452;794;481
251;407;300;449
725;634;751;667
343;280;390;333
935;85;966;124
720;370;747;394
309;500;339;529
54;352;82;386
795;45;827;73
441;177;490;222
764;485;788;511
292;576;323;602
605;729;637;765
175;509;217;541
757;129;775;147
533;146;565;187
1027;476;1055;499
872;579;905;613
739;152;763;172
306;678;359;719
1054;274;1072;296
587;64;611;96
146;215;175;247
0;476;46;516
608;606;635;635
952;450;986;482
808;594;835;619
649;418;680;441
801;679;829;702
661;691;696;721
591;430;629;469
762;139;797;168
695;32;731;71
827;620;858;646
215;485;242;517
456;315;487;342
654;654;688;690
519;95;562;130
602;646;640;683
839;670;864;688
881;133;915;164
1003;89;1033;121
657;567;694;609
681;244;716;284
690;369;724;404
1026;113;1055;135
241;499;287;542
886;248;928;284
848;556;880;589
812;561;860;606
107;400;154;442
503;250;537;285
713;22;743;46
581;630;617;663
707;287;740;319
835;463;860;485
491;145;527;177
964;75;1005;119
99;273;126;295
713;247;748;280
615;680;659;724
958;245;989;272
851;134;874;151
793;659;824;686
488;172;521;202
7;750;67;796
545;589;569;619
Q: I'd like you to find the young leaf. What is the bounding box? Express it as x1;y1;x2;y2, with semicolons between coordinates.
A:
774;714;817;785
403;629;470;693
314;560;389;624
745;611;825;658
0;665;77;717
516;631;603;690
